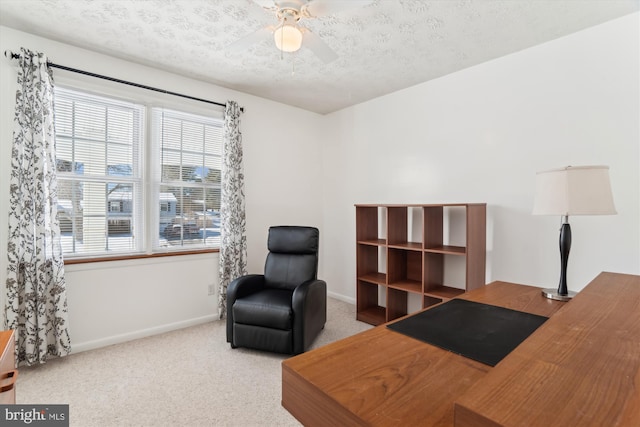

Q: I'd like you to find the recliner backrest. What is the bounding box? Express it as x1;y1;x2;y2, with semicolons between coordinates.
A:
264;226;319;290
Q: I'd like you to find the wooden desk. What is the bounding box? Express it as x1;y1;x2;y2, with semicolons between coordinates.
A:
282;281;565;426
454;272;640;426
0;329;17;404
282;273;640;426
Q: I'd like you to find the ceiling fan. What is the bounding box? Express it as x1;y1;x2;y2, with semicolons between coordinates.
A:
230;0;373;63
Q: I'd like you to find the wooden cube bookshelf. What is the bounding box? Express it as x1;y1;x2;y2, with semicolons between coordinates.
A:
355;203;487;325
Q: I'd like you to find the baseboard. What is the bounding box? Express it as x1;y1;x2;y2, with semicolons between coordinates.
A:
328;291;355;305
71;314;218;354
72;295;353;354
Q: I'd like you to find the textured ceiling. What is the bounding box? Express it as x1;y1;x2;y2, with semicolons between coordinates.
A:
0;0;638;114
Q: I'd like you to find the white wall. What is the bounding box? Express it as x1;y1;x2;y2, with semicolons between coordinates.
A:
322;13;640;302
0;26;325;352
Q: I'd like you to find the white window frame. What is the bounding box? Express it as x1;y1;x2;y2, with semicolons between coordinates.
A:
151;107;223;252
54;86;145;257
53;75;224;261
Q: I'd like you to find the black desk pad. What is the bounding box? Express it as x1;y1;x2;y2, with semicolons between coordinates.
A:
386;299;548;366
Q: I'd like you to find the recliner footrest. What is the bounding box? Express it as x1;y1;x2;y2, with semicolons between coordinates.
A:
233;323;293;354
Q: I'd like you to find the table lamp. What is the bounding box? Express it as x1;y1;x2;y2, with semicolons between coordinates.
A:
532;165;616;301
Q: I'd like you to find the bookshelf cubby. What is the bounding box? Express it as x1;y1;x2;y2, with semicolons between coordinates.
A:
355;203;486;325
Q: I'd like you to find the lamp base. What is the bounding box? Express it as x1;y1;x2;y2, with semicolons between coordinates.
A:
541;288;577;301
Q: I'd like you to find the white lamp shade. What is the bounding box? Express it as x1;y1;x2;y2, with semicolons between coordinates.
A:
532;165;616;216
274;24;303;52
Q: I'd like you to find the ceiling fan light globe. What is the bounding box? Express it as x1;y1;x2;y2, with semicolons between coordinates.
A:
274;24;302;52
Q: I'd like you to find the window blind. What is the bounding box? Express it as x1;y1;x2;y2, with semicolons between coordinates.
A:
152;108;223;250
53;86;223;258
54;87;144;257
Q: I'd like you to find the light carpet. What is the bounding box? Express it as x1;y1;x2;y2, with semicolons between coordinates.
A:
15;297;371;426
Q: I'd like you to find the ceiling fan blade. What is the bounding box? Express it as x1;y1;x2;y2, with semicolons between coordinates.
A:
302;28;338;63
227;26;273;51
251;0;276;9
303;0;373;17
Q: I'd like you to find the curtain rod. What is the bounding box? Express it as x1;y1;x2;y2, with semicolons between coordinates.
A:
4;50;243;112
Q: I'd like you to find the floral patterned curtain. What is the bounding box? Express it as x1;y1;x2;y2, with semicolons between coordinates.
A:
218;101;247;319
5;48;71;366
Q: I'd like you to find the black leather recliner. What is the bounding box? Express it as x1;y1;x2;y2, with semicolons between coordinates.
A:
226;226;327;355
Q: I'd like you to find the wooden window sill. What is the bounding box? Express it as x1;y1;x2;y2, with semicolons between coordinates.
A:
64;248;219;265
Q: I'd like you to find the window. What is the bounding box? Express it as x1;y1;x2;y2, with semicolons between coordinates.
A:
153;108;222;250
108;201;122;213
55;88;143;256
54;86;223;259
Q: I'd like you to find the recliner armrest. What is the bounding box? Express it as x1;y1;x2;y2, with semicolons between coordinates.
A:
292;279;327;354
228;274;266;303
227;274;266;344
291;279;325;311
